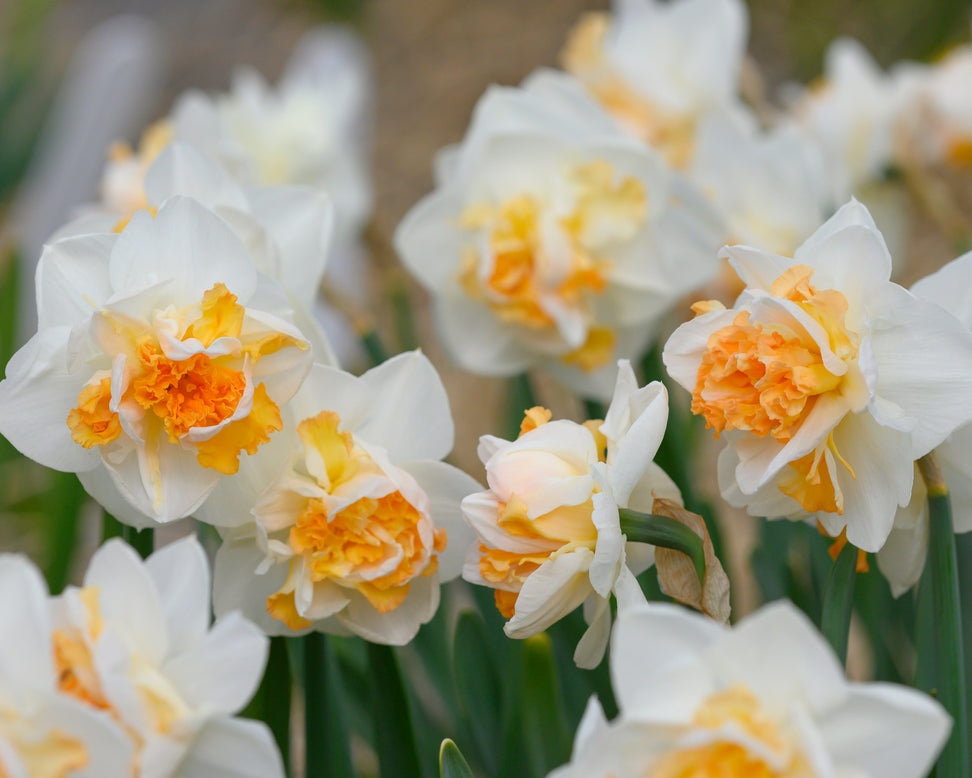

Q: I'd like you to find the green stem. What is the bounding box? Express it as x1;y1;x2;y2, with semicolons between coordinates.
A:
618;509;706;583
505;373;537;440
242;636;291;773
820;540;858;666
917;454;969;778
360;328;389;366
303;632;353;778
367;642;422;778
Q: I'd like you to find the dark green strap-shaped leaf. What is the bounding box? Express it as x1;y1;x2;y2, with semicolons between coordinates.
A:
618;509;706;583
368;641;423;778
44;472;86;594
519;634;570;775
453;610;501;775
505;373;537;440
916;456;969;778
242;636;291;774
439;740;474;778
304;632;353;778
820;541;858;666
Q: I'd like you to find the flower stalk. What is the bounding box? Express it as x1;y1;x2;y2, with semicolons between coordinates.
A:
618;508;706;583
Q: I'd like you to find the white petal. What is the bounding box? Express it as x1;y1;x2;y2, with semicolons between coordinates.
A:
392;187;465;291
661;308;740;393
707;601;847;716
720;243;792;293
333;574;438;645
212;540;292;636
573;595;612;669
606;379;669;507
35;233;115;329
144;536;212;656
818;683;951;778
177;716;285;778
611;603;723;723
357;351;455;462
0;328;102;472
588;482;623;598
165;611;268;715
911;249;972;328
875;479;929;597
109;196;258;306
793;198;880;263
505;548;595;638
144;142;249;211
0;555;54;702
84;538;168;664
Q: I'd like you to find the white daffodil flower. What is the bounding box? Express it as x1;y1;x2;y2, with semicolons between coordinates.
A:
663;199;972;554
0;555;134;777
169;27;372;256
875;251;972;594
0;195;313;525
548;601;950;778
395;69;723;400
51;537;283;778
787;38;920;202
691;117;833;258
203;351;479;645
461;360;681;668
561;0;750;167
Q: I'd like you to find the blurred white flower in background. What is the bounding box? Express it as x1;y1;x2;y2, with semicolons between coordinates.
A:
395;69;723;400
561;0;751;167
204;351;479;645
548;601;950;778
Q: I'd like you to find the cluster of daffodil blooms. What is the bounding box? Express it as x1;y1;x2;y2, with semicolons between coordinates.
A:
2;1;972;776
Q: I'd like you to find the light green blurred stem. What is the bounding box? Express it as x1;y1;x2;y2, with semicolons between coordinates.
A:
618;509;706;583
917;454;969;778
820;540;857;666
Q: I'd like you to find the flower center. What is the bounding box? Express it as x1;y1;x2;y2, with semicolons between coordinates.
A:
264;411;446;630
458;160;644;371
66;283;295;475
650;686;811;778
692;265;858;443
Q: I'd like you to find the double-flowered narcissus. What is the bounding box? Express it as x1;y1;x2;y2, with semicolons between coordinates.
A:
394;69;723;400
663;199;972;554
0;538;284;778
461;360;687;668
0;195;313;525
202;351;479;645
548;601;950;777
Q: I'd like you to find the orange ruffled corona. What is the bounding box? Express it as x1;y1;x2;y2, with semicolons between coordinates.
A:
66;283;293;475
266;411;447;629
691;266;860;514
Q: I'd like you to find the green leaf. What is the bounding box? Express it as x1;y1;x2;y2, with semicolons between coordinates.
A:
916;457;969;778
505;373;537;440
122;525;154;558
519;634;570;775
0;249;20;378
618;509;705;583
439;739;474;778
368;642;424;778
820;541;858;665
453;610;501;775
360;328;389;366
44;472;86;594
303;632;353;778
242;636;291;773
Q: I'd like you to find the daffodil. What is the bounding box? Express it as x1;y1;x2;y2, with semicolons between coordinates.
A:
395;70;722;400
462;360;682;668
663;199;972;553
561;0;750;167
51;537;284;777
203;351;479;645
0;195;313;525
0;554;133;777
548;601;951;778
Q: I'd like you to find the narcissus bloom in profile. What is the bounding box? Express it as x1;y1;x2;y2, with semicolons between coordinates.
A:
462;360;683;668
0;554;133;777
204;351;479;645
561;0;750;167
548;601;950;778
663;200;972;553
51;537;283;777
0;196;313;524
395;70;722;400
876;251;972;594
